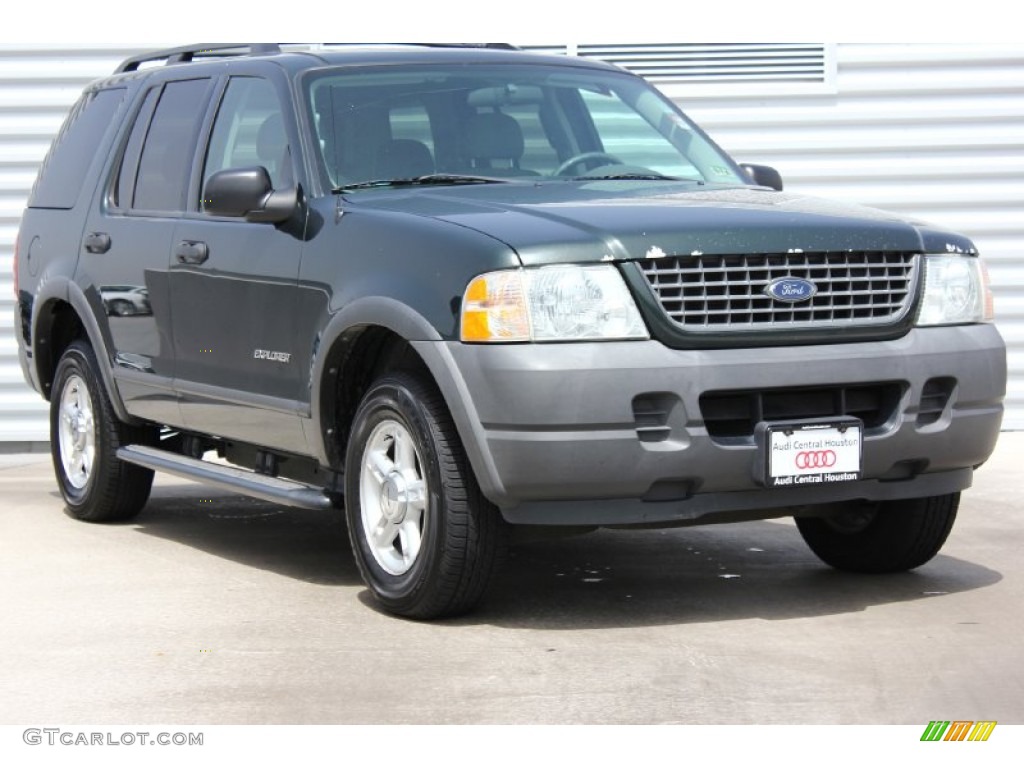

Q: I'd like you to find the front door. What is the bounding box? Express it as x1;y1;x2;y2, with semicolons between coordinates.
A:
170;75;309;453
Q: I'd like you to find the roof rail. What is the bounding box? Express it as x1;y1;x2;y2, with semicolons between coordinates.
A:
316;43;520;51
115;44;282;74
405;43;520;50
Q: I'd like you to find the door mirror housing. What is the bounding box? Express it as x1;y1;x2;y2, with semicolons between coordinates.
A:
203;166;298;223
739;163;784;191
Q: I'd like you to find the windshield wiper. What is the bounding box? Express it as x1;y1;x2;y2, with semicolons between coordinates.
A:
573;172;704;183
334;173;514;192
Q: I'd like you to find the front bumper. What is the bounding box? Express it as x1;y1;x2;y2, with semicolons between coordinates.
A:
413;324;1005;526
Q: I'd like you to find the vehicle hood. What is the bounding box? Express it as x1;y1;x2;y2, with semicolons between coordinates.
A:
351;182;977;265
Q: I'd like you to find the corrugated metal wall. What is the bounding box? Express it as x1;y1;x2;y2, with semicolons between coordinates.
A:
0;43;1021;447
0;45;146;445
677;43;1024;428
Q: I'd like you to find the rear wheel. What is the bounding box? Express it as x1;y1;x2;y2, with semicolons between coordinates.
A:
795;493;959;573
108;299;134;316
50;339;155;522
344;371;505;619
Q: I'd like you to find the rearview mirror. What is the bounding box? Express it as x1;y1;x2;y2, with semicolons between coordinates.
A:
203;166;298;223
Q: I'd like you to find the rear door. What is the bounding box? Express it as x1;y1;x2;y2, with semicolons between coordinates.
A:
80;77;215;426
169;73;309;454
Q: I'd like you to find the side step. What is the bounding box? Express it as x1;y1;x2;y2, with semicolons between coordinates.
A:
117;445;333;510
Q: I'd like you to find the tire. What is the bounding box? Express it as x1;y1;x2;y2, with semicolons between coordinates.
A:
795;493;959;573
50;339;155;522
109;299;134;316
344;371;506;619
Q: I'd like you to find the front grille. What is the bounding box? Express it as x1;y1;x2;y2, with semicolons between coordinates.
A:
700;382;905;443
639;251;918;331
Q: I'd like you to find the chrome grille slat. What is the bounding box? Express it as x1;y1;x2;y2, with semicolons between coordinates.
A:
639;252;918;330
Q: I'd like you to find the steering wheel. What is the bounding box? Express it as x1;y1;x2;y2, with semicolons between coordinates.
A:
554;151;624;176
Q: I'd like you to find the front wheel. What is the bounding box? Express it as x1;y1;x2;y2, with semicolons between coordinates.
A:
795;493;959;573
344;371;505;619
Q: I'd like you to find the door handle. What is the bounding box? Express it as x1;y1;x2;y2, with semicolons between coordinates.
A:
83;232;111;254
175;240;209;265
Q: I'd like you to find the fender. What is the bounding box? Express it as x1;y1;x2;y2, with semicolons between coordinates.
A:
307;296;441;463
32;274;138;425
407;339;508;504
306;295;505;501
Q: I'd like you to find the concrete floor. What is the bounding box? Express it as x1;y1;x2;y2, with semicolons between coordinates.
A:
1;434;1022;725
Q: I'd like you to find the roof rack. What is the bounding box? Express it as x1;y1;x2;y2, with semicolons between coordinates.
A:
403;43;519;50
115;44;282;74
315;43;520;51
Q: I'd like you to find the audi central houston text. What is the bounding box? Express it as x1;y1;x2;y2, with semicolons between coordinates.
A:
14;44;1006;618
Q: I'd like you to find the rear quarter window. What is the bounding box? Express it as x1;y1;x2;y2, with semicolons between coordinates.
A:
28;88;127;209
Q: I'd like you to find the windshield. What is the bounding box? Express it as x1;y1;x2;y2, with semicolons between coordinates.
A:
303;63;746;189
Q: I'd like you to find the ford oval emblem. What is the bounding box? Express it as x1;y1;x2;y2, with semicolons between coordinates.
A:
764;277;817;303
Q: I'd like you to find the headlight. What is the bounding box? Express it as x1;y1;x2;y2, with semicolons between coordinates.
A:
916;255;994;326
461;265;649;342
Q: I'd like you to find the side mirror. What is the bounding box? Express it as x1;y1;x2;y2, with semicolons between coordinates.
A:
739;163;783;191
203;166;298;223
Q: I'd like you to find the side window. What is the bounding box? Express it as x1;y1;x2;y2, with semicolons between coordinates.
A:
129;79;212;212
114;88;160;209
389;103;434;153
500;101;560;174
202;77;290;204
579;90;698;178
381;102;436;178
29;88;126;209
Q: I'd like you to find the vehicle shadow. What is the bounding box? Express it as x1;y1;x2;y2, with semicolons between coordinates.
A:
129;483;1002;629
130;482;360;587
463;520;1003;630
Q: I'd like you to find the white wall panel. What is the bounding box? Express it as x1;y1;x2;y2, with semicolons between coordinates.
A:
0;46;145;445
680;43;1024;428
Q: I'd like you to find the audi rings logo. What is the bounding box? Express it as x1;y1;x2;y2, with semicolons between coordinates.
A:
795;450;837;469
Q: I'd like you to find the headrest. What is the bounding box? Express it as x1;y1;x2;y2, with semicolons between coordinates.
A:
465;112;524;161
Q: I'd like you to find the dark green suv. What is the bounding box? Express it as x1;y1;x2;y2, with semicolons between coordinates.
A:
15;44;1006;618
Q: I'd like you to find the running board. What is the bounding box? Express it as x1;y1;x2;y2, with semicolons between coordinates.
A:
117;445;333;510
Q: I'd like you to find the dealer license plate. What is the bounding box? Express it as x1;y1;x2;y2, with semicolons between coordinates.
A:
761;420;862;487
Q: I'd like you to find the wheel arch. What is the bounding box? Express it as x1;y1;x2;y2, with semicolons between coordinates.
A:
31;276;136;423
311;298;442;471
